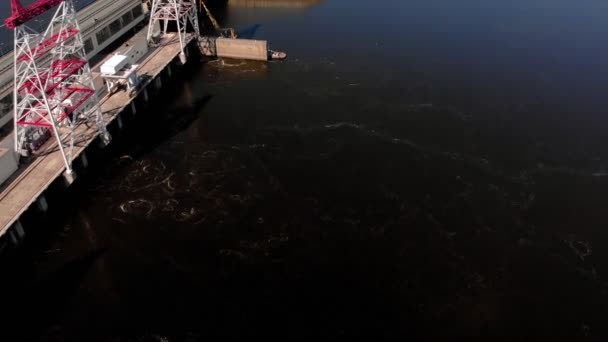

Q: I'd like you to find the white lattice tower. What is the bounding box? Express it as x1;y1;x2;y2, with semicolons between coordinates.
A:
147;0;202;63
8;0;110;175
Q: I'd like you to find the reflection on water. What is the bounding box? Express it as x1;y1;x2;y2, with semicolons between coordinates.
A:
3;0;608;341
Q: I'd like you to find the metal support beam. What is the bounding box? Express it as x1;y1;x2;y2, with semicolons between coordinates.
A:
9;0;109;175
146;0;202;58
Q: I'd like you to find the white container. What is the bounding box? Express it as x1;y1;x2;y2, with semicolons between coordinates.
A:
100;54;129;75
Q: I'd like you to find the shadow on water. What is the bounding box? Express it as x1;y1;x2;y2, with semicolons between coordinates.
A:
125;94;213;156
2;248;107;340
162;94;214;138
236;24;262;39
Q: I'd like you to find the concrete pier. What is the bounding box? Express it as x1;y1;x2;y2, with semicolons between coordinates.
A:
0;30;195;244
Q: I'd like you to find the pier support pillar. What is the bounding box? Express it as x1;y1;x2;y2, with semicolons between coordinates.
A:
167;64;172;77
81;152;89;168
9;221;25;245
155;77;162;89
0;240;7;254
143;88;149;103
63;169;77;186
100;131;112;146
37;194;49;213
131;101;137;115
117;114;124;130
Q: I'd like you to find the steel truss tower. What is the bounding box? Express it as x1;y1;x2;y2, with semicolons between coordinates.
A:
147;0;202;63
6;0;110;176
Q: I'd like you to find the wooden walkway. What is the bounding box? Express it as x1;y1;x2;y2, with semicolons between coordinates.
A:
0;32;193;238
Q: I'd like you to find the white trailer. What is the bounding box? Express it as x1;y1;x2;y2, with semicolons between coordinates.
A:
101;54;130;75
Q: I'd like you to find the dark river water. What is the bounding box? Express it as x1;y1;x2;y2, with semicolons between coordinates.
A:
3;0;608;340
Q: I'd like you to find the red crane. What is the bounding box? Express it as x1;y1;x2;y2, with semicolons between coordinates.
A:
5;0;64;29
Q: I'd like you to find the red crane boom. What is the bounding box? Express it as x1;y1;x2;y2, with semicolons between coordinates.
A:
5;0;65;29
